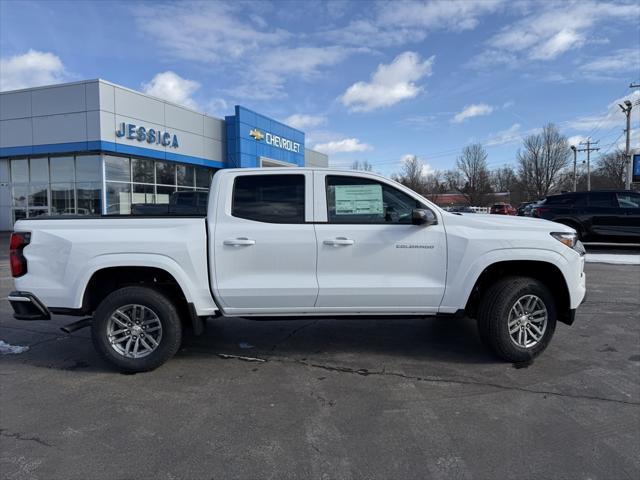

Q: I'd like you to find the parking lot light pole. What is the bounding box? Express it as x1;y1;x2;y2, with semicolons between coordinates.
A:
570;145;577;192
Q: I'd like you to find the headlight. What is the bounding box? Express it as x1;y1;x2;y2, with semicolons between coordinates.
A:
551;232;578;248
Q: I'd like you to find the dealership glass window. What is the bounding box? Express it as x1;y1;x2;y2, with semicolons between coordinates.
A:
50;156;75;182
76;155;102;182
29;157;49;183
132;158;154;184
156;185;175;204
232;174;305;223
51;183;75;215
10;159;28;183
28;184;49;208
177;164;195;187
195;167;212;188
76;182;101;215
106;182;131;214
156;161;175;185
133;183;155;205
12;185;28;208
326;175;422;224
105;155;131;182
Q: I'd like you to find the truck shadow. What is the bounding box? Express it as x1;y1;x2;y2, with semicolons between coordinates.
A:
178;315;496;366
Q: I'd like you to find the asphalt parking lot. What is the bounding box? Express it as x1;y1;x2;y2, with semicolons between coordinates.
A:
1;242;639;480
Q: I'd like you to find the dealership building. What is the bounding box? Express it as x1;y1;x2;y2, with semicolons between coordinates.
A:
0;79;328;230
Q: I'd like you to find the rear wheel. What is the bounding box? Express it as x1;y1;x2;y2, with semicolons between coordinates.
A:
477;277;556;362
92;286;182;373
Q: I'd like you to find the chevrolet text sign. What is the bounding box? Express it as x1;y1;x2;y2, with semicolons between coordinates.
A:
250;128;300;153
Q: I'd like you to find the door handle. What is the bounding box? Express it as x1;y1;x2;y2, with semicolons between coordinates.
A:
323;237;355;246
223;237;256;246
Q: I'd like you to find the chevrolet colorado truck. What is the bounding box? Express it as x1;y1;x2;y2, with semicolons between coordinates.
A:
8;168;586;372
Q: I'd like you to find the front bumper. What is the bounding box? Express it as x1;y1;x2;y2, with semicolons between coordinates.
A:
8;291;51;320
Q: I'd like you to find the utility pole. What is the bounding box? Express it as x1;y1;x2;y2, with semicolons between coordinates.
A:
619;100;632;189
579;139;600;191
570;145;578;192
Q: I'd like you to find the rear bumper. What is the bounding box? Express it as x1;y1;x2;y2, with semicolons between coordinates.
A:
7;291;51;320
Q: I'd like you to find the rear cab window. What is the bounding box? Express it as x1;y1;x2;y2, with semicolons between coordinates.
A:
232;174;305;223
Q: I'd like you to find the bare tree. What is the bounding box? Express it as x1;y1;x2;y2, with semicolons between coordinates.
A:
595;149;627;189
517;123;570;198
490;165;518;193
351;160;373;171
455;144;492;205
392;155;427;194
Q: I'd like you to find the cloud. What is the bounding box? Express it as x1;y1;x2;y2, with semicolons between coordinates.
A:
327;0;505;47
283;114;327;130
142;71;201;110
566;90;639;131
0;49;69;91
529;28;584;60
340;52;434;112
485;123;523;146
567;135;588;147
134;2;287;64
471;1;640;67
452;103;493;123
313;138;372;154
580;48;640;73
134;2;358;101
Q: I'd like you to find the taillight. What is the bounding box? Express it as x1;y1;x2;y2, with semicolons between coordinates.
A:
532;207;550;218
10;232;30;277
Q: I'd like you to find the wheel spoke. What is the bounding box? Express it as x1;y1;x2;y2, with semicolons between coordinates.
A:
140;337;153;351
528;323;543;337
124;337;132;356
509;324;519;334
145;335;159;347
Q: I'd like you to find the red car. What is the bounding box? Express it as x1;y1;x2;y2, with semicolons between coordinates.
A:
490;202;517;215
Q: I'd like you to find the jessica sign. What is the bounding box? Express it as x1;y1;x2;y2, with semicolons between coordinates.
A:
116;122;179;148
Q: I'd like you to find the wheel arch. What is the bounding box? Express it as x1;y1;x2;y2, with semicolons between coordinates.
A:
464;260;572;325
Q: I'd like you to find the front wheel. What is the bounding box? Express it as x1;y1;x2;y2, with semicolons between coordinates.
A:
92;286;182;373
477;277;557;362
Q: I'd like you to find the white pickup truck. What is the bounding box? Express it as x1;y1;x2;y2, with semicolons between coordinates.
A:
9;168;586;372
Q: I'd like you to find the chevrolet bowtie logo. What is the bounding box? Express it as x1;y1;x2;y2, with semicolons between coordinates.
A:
249;129;264;141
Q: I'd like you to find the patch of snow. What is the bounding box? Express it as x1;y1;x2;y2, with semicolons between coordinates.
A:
585;254;640;265
0;340;29;354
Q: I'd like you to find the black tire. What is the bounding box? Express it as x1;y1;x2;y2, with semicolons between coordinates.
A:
91;286;182;373
477;277;557;362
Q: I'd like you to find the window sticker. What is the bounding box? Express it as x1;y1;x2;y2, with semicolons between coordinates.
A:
334;184;383;215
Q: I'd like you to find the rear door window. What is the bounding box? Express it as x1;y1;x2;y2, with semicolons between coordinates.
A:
588;192;616;207
326;175;423;224
232;174;305;223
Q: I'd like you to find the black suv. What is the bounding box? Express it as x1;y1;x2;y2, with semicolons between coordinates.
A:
531;190;640;242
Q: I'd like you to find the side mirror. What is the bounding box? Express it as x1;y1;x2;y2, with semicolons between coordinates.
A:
412;208;437;226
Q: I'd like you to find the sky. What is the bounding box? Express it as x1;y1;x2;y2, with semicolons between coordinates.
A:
0;0;639;177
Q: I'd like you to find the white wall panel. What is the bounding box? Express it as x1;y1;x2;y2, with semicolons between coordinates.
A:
86;110;101;141
0;118;33;147
32;84;86;116
204;116;224;140
33;113;87;144
98;81;115;112
114;88;164;124
170;129;203;158
0;91;31;120
203;138;223;162
165;104;203;135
